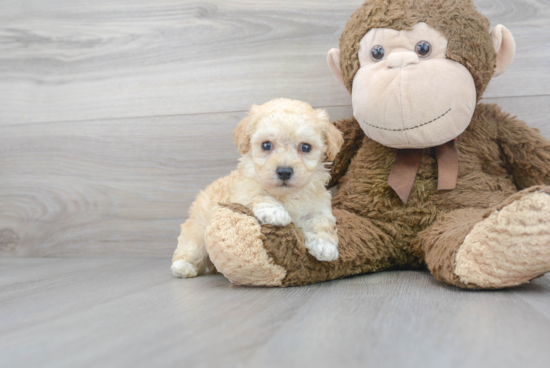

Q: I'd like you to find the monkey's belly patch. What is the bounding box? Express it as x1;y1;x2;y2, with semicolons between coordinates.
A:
362;108;451;132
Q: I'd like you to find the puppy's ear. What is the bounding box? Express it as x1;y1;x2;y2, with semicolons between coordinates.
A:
325;122;344;162
234;116;251;155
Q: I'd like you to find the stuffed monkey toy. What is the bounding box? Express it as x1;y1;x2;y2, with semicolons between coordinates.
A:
203;0;550;288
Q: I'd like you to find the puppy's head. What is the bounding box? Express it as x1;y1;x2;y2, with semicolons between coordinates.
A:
234;98;343;195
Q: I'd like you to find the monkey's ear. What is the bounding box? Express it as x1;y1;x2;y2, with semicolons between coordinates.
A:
491;25;516;78
325;123;344;162
233;117;251;155
327;48;344;85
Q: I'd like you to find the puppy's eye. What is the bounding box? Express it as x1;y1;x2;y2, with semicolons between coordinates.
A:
261;142;272;151
415;41;432;57
371;45;385;61
300;143;312;153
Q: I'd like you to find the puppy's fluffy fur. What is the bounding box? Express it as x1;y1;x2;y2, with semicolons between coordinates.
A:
172;98;343;278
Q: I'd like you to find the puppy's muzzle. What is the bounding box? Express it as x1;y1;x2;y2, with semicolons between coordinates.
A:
276;167;293;181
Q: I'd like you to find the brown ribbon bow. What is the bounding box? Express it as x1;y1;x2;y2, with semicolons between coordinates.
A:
387;140;459;204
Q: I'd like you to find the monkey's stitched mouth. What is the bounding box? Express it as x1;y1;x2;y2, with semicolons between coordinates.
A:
362;108;452;132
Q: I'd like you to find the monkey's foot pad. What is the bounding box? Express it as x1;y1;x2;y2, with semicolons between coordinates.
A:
455;190;550;288
205;205;286;286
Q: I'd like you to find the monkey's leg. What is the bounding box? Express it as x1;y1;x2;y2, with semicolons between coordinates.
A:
205;204;409;287
421;186;550;289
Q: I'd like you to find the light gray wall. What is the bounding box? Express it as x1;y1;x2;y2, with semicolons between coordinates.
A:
1;0;549;257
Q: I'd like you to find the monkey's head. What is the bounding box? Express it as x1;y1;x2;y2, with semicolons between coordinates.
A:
327;0;515;149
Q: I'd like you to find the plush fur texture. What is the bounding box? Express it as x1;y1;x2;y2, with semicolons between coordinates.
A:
172;99;343;278
327;118;366;188
339;0;495;100
206;104;550;288
204;0;550;288
349;22;478;148
455;187;550;288
205;204;287;286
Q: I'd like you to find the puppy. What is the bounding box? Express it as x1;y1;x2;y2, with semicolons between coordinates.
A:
172;98;343;278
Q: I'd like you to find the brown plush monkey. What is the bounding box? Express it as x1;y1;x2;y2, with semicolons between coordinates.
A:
204;0;550;288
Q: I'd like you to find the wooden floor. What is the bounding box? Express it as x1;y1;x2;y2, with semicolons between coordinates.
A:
1;258;550;368
1;0;550;367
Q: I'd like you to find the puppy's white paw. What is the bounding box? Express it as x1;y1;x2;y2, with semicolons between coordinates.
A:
253;204;292;226
171;259;198;278
306;237;339;261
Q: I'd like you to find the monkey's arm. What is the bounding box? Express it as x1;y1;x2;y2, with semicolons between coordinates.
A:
497;109;550;189
328;117;366;188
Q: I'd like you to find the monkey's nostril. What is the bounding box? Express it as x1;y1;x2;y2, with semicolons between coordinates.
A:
276;167;293;181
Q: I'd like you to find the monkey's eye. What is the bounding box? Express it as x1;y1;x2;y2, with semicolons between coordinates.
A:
370;45;385;61
415;41;432;57
261;142;272;151
300;143;312;153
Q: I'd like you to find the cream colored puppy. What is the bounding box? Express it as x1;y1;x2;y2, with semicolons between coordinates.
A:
171;98;344;278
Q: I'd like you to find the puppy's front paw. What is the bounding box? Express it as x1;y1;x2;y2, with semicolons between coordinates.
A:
171;259;198;278
305;237;339;261
253;204;292;226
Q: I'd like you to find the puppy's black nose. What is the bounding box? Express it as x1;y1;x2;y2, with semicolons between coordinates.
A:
276;167;293;181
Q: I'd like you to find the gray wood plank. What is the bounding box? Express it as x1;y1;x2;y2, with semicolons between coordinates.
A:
0;105;351;257
1;258;550;368
513;276;550;321
0;0;548;125
1;97;548;258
